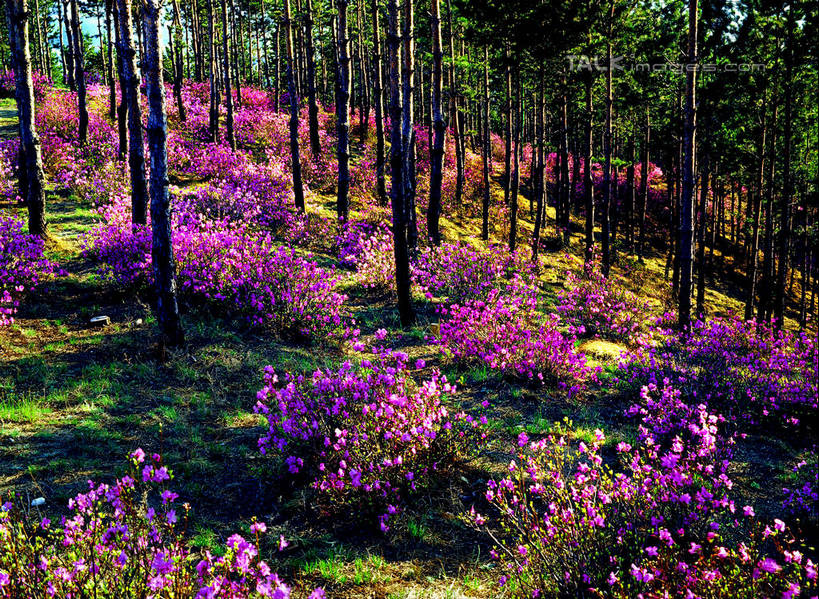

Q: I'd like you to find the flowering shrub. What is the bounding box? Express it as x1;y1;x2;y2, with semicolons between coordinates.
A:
412;241;533;304
473;417;817;598
618;315;818;434
556;252;650;342
0;450;318;598
84;220;354;341
255;349;486;530
782;448;818;522
333;219;395;291
437;279;590;392
0;213;56;326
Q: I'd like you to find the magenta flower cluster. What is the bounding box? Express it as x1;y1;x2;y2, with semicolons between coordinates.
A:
255;348;486;531
0;213;56;326
0;450;322;598
436;278;591;393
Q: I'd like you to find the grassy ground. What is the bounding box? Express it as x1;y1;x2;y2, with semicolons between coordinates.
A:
1;106;815;596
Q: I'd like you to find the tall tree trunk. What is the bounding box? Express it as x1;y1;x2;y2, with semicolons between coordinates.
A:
260;0;270;87
480;45;490;241
111;0;127;160
427;0;445;245
69;0;87;143
105;0;116;120
583;59;594;261
283;0;305;211
559;74;570;246
387;0;414;326
61;0;74;90
5;0;47;237
115;0;148;225
625;131;635;252
171;0;187;121
509;73;521;251
638;107;649;261
372;0;387;205
304;0;321;155
758;104;778;324
402;0;417;252
774;6;794;328
336;0;351;221
745;103;766;320
601;5;614;275
221;0;236;149
446;0;463;207
503;49;512;205
532;72;545;262
696;150;709;317
143;0;184;348
356;0;370;140
678;0;698;330
208;0;220;141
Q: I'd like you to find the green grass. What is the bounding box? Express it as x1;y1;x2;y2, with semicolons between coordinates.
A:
0;394;49;424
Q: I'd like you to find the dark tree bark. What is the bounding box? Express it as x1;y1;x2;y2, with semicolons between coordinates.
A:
559;74;570;246
171;0;187;122
111;0;127;160
143;0;184;348
336;0;351;221
69;0;87;144
304;0;321;156
446;0;464;206
532;72;545;262
387;0;414;326
480;45;490;241
758;104;778;324
208;0;220;142
625;131;635;252
745;101;766;321
503;49;512;205
60;0;74;90
115;0;148;225
427;0;445;245
774;6;794;328
583;57;594;261
5;0;47;237
601;2;614;275
283;0;305;211
638;107;649;261
105;0;116;121
372;0;387;205
402;0;418;252
678;0;698;330
696;150;709;318
509;73;521;251
221;0;236;149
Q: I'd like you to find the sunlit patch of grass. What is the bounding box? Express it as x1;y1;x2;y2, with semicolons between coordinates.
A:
0;395;49;424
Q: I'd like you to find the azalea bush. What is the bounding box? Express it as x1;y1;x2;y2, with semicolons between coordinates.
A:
437;278;590;392
0;213;56;326
412;241;534;304
255;348;486;530
618;315;818;434
0;450;319;598
555;252;650;342
84;218;353;341
473;416;817;598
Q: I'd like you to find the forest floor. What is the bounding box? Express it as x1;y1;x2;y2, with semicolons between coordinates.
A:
0;101;814;597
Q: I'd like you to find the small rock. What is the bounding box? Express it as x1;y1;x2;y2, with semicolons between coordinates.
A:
90;315;111;327
429;322;441;337
31;497;45;507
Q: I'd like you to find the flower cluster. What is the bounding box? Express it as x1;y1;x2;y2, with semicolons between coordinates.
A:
436;278;590;392
0;450;320;598
0;213;56;326
412;241;533;304
556;252;651;342
255;348;486;530
473;415;817;598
